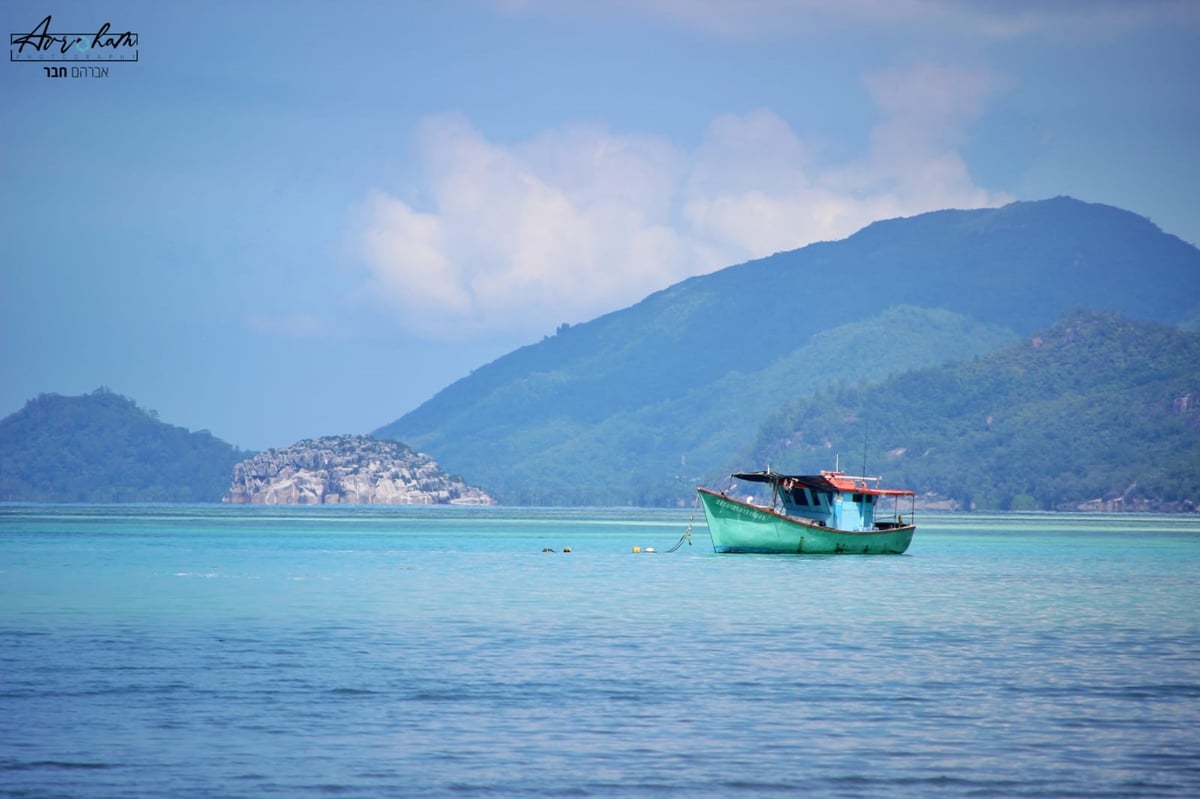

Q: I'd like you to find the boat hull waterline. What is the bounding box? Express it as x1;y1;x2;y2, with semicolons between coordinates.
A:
698;488;915;555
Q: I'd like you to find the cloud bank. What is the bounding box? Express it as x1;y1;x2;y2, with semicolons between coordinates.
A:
352;63;1010;340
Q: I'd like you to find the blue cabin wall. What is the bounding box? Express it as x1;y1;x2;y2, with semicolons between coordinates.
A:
779;486;876;528
779;486;831;523
832;493;877;531
778;485;880;531
773;481;896;531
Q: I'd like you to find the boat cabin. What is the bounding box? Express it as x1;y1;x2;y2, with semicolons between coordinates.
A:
731;470;914;533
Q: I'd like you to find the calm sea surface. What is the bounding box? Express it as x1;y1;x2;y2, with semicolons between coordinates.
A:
1;505;1198;798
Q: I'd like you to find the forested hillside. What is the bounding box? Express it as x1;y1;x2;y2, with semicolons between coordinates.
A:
422;307;1014;505
741;310;1200;511
0;389;246;502
376;197;1200;506
7;200;1198;508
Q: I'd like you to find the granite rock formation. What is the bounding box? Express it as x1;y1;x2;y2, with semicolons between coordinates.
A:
224;435;493;505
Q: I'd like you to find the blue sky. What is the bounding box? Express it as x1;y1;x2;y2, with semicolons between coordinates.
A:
3;0;1198;450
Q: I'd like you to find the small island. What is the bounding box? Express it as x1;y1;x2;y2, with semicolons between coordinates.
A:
225;435;493;505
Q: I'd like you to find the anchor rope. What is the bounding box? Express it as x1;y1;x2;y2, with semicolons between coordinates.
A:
665;528;691;553
665;494;699;553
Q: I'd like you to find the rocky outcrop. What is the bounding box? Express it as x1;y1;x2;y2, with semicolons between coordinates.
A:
224;435;493;505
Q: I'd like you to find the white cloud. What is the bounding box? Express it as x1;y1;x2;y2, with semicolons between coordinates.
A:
827;63;1008;209
351;64;1010;340
351;115;710;339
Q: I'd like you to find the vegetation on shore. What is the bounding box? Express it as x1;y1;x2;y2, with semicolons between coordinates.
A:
741;310;1200;511
0;388;245;502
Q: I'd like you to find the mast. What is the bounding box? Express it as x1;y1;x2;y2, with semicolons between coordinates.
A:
861;419;869;481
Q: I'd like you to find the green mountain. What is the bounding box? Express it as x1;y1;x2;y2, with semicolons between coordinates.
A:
744;309;1200;512
374;197;1200;506
0;388;247;502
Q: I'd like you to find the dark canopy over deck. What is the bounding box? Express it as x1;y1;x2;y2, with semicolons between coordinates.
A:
731;470;915;498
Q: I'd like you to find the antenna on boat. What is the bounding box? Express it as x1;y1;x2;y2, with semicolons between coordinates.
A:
861;418;869;480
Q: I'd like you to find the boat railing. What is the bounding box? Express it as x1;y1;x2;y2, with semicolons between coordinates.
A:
821;470;883;484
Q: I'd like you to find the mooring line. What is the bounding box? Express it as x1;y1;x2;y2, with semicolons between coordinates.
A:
664;495;699;552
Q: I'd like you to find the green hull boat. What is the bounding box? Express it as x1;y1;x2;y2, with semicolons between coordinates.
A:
698;469;916;555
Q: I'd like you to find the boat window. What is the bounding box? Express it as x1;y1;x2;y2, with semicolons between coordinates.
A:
852;493;862;503
792;488;809;506
811;491;824;507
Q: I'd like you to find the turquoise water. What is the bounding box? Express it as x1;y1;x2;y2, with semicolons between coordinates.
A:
2;505;1198;797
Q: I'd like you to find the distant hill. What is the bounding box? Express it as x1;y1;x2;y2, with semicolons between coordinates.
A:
742;309;1200;512
225;435;493;505
0;388;246;502
384;306;1014;505
375;197;1200;506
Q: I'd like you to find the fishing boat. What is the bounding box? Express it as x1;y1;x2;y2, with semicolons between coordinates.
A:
697;469;916;554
